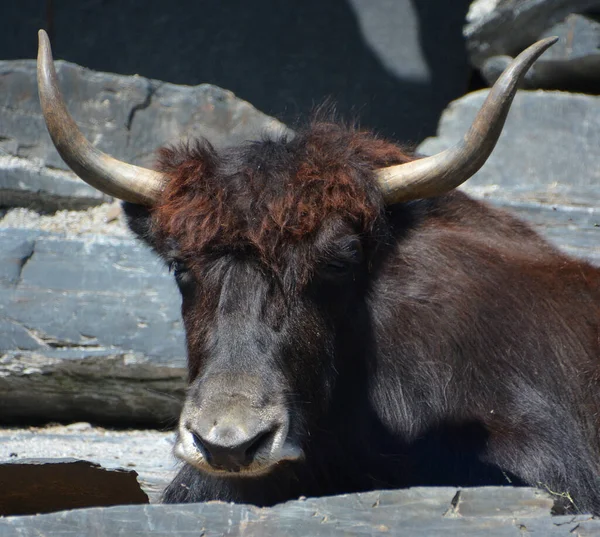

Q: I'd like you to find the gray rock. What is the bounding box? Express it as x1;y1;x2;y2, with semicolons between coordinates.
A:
0;425;176;503
418;90;600;265
480;14;600;92
0;228;187;425
465;0;600;69
0;202;131;237
0;157;109;212
0;486;597;536
0;458;148;516
0;60;288;211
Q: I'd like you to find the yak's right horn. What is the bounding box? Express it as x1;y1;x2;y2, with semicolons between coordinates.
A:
37;29;165;206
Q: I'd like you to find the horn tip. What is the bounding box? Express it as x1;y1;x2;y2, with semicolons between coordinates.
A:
38;29;52;61
535;36;559;54
540;36;559;49
38;29;49;45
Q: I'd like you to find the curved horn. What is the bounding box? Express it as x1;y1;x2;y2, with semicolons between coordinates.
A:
376;37;558;204
37;29;165;206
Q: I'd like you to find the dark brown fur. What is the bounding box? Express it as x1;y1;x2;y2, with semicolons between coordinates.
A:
152;122;411;279
124;120;600;512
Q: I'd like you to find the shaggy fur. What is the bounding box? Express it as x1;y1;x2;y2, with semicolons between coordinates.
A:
151;122;411;281
124;121;600;513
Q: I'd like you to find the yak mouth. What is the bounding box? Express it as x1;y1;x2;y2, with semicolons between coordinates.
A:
174;377;305;477
173;429;304;477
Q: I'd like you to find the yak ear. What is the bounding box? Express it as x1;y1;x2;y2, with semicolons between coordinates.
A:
122;201;156;249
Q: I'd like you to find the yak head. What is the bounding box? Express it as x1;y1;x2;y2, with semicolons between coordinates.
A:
127;125;407;476
35;29;555;476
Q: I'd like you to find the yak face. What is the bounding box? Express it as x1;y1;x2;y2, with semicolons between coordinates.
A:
126;122;412;477
171;219;365;477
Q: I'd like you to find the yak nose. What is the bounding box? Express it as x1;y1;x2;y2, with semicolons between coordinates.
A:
190;425;274;470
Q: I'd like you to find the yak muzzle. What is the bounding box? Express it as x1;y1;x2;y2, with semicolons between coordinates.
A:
175;389;303;476
190;422;276;471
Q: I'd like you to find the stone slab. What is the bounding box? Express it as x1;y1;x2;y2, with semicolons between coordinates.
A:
464;0;600;68
0;425;177;503
480;14;600;92
0;458;148;516
0;487;597;536
0;59;288;211
0;229;186;425
0;157;109;212
533;13;600;92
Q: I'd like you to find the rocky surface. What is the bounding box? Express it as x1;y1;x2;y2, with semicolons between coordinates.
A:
464;0;600;69
0;157;109;212
0;202;129;236
418;89;600;265
0;424;176;503
0;458;148;516
1;486;598;536
480;13;600;92
0;59;288;212
0;228;186;425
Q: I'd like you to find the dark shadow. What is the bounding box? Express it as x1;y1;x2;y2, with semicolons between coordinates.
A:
412;0;474;119
3;0;471;144
402;420;524;488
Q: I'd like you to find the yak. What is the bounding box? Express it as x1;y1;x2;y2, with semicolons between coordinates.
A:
36;30;600;514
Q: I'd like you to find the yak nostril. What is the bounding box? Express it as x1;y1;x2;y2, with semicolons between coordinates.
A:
244;430;272;460
191;431;208;456
189;427;274;470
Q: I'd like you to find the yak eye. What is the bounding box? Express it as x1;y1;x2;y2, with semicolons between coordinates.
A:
326;259;352;274
321;237;363;279
168;259;184;275
169;259;192;288
342;238;362;260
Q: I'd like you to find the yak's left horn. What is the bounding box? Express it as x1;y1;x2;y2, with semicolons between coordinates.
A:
376;37;558;204
37;29;165;206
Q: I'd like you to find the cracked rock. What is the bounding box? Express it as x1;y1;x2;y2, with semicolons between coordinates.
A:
0;60;288;212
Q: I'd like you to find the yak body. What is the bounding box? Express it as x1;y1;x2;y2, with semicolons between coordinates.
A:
125;122;600;512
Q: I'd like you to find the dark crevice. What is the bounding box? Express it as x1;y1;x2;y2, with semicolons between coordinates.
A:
0;188;106;213
42;339;103;350
2;316;103;349
31;327;102;349
16;243;35;285
125;81;160;135
443;490;462;517
40;164;71;173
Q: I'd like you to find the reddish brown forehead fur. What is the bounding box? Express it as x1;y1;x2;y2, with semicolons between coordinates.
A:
151;121;414;270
